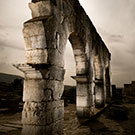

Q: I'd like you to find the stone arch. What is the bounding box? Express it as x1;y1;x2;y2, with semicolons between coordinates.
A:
69;32;88;75
69;32;92;117
14;0;111;135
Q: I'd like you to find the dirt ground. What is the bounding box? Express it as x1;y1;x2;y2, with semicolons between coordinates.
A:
0;104;135;135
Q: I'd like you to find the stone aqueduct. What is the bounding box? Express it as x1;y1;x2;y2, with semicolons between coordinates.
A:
14;0;111;134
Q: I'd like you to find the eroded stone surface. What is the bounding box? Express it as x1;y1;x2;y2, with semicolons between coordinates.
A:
26;49;48;64
29;1;52;18
22;101;64;125
24;35;47;50
23;79;64;102
23;21;45;38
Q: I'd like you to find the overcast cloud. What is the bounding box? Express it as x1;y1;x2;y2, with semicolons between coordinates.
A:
0;0;135;86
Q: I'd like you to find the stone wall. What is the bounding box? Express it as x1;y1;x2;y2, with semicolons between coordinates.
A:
14;0;111;134
124;81;135;97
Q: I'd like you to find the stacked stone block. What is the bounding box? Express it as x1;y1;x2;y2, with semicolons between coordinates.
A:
14;1;66;135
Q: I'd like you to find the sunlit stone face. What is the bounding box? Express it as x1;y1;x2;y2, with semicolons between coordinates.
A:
94;56;101;79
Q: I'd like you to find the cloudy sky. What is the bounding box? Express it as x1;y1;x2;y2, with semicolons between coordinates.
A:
0;0;135;87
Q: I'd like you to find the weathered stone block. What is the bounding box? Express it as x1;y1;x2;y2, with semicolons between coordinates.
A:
53;87;63;100
23;102;46;113
22;111;47;125
22;101;64;126
46;110;53;125
24;35;47;50
73;49;83;55
23;79;53;102
25;71;42;79
52;119;64;135
53;107;64;121
23;21;45;38
48;49;64;67
22;119;64;135
23;79;45;102
95;83;104;107
22;102;47;125
46;100;64;111
41;66;65;81
29;1;52;18
26;49;48;64
61;0;73;16
76;107;84;117
63;16;75;35
21;125;46;135
76;69;86;75
14;64;44;79
23;79;64;101
46;80;63;91
46;107;64;124
77;95;89;107
94;55;103;80
77;83;88;96
76;61;86;74
77;106;94;118
46;80;64;100
75;55;85;62
45;119;64;135
46;80;64;94
76;61;86;69
72;75;87;83
24;66;65;81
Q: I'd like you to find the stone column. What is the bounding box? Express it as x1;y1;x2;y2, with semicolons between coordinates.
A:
14;1;66;135
72;76;95;118
15;64;64;135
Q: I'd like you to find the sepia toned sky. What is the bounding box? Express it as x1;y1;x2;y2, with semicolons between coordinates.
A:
0;0;135;87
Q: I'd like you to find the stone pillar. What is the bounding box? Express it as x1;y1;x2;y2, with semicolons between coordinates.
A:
70;36;95;118
15;64;64;135
72;76;94;118
14;1;66;135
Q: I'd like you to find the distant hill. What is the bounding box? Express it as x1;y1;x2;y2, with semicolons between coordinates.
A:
0;73;23;83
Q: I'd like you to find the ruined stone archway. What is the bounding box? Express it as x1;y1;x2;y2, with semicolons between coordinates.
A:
14;0;111;134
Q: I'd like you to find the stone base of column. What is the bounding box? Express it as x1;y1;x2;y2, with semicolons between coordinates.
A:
77;106;94;118
22;119;64;135
21;100;64;135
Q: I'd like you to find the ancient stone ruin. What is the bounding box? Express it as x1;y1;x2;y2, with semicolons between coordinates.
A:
124;81;135;97
14;0;111;134
123;81;135;103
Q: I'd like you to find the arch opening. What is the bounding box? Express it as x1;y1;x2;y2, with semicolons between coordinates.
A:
68;32;93;118
64;40;76;86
